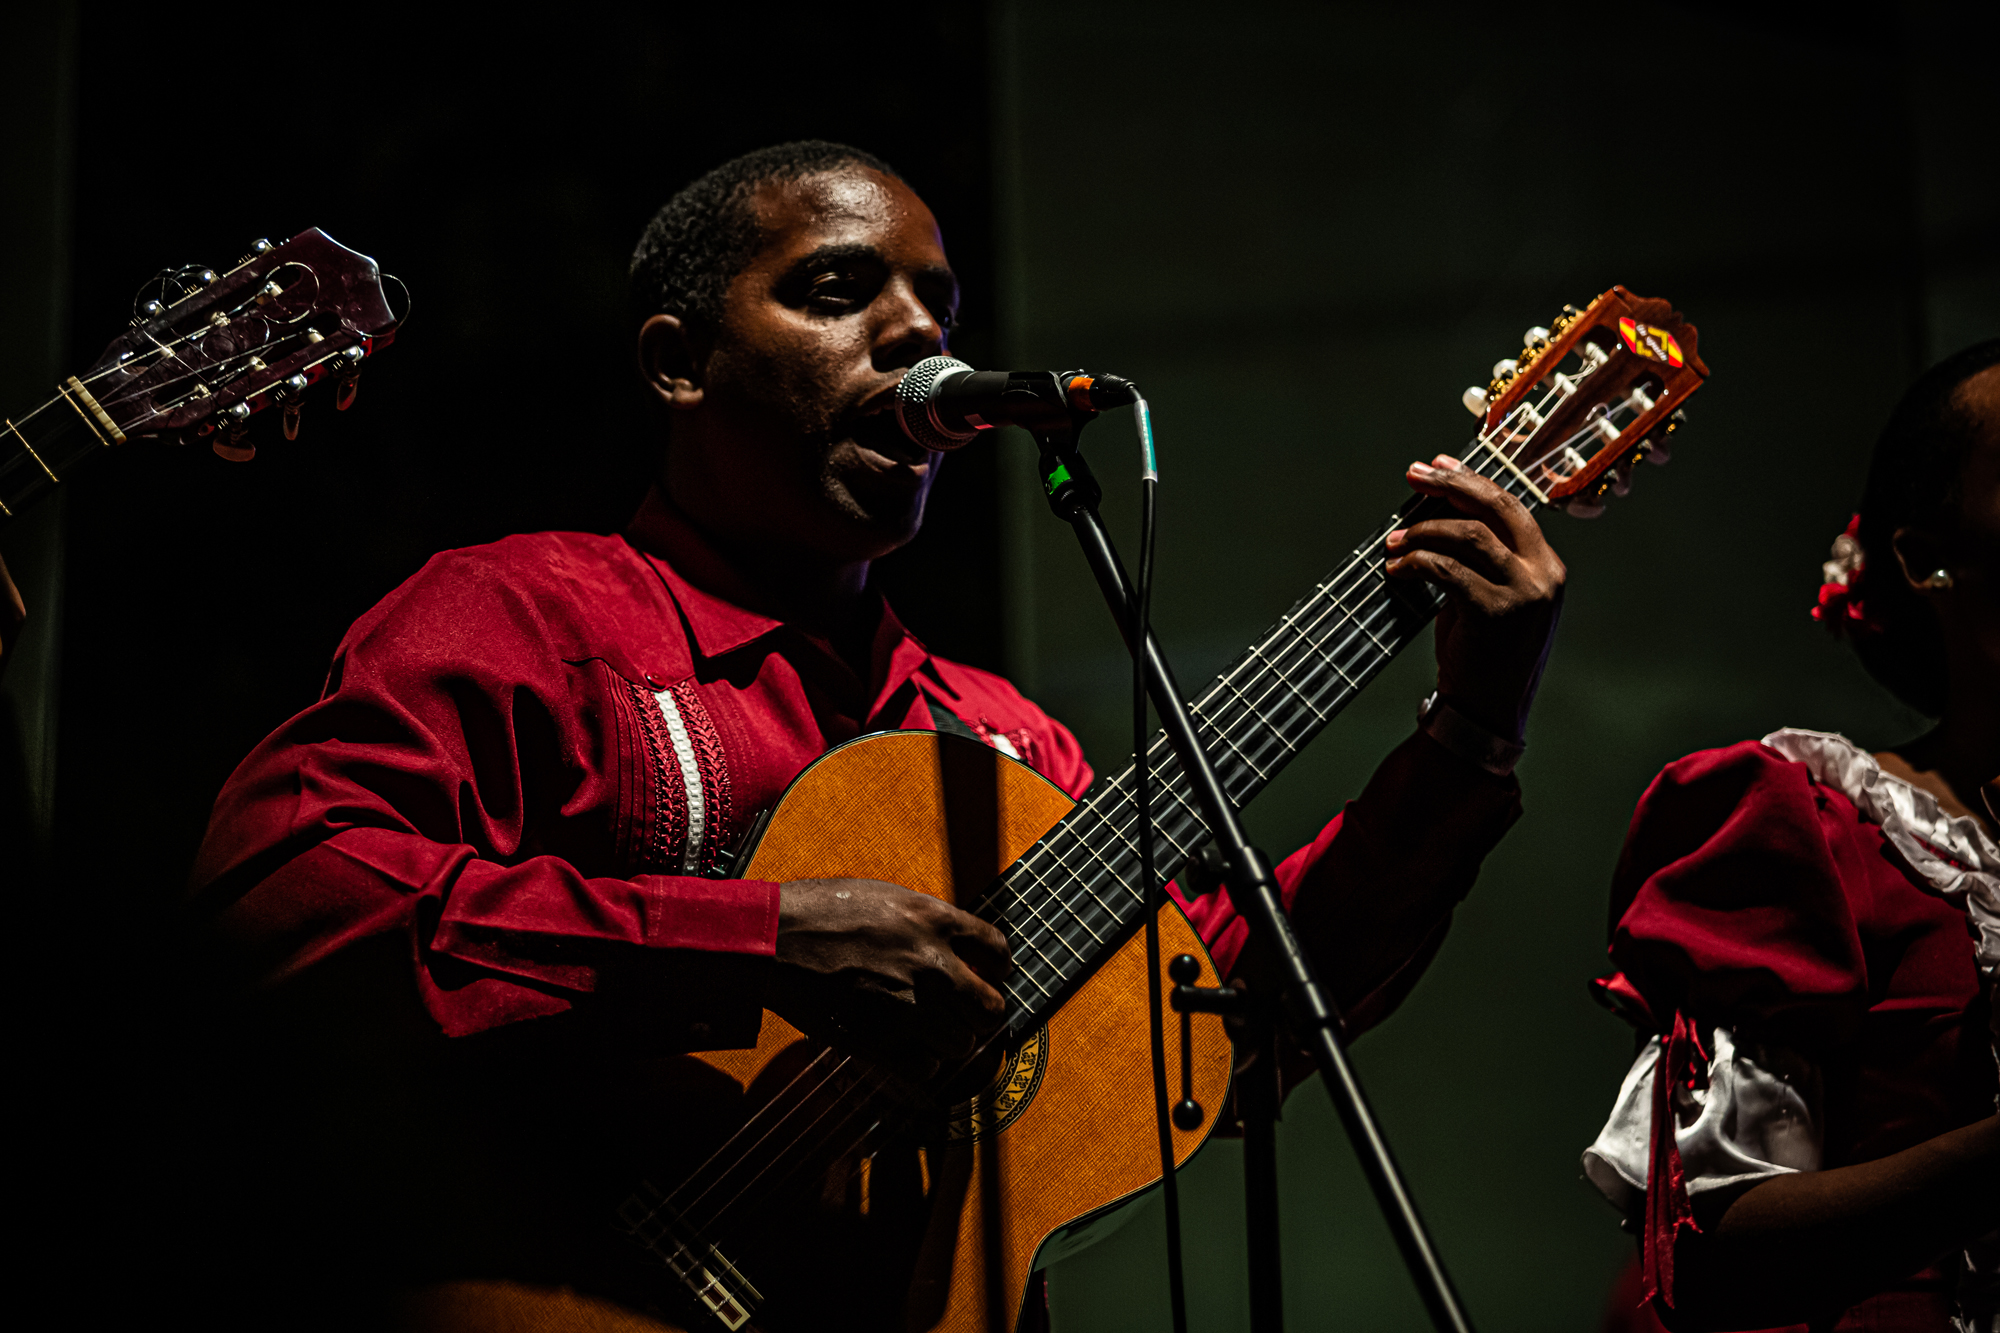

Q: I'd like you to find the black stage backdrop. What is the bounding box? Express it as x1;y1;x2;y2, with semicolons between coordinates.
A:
11;3;998;1321
6;3;1996;1330
52;2;1001;912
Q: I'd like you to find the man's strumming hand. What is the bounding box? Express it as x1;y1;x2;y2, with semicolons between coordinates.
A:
767;878;1013;1079
1386;454;1566;743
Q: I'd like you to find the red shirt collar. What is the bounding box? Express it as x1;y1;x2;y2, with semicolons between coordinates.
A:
623;486;934;719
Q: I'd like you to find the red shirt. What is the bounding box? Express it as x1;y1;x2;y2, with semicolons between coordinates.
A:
190;487;1517;1045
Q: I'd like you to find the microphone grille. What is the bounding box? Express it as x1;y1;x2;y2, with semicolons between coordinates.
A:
895;355;977;452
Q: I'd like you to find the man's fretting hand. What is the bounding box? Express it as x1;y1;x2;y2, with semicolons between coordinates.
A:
767;878;1013;1079
1385;455;1567;742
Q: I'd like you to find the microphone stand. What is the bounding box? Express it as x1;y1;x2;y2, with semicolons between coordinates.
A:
1030;421;1476;1333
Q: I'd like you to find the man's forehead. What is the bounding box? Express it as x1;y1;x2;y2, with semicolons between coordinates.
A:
751;168;945;259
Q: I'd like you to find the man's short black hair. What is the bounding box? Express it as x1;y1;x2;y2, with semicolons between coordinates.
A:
629;140;901;332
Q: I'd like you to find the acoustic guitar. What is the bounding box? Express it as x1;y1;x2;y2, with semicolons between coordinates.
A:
401;288;1708;1333
0;227;400;520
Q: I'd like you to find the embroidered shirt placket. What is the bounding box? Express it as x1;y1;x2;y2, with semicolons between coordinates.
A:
653;687;708;873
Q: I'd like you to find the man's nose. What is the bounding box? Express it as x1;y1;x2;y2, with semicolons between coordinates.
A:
873;282;946;368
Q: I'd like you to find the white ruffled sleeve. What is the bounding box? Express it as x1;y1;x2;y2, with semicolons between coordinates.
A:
1582;1026;1824;1216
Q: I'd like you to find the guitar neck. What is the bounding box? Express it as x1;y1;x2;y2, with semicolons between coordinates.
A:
1;383;122;518
985;465;1537;1035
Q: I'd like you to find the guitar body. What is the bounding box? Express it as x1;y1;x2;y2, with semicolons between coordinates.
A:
400;731;1233;1333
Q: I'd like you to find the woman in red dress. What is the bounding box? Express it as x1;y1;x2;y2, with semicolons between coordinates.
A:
1583;339;1999;1331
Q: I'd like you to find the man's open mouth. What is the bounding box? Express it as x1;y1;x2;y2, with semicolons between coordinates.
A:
849;406;929;466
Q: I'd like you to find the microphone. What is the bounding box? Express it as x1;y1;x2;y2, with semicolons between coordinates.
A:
893;355;1139;451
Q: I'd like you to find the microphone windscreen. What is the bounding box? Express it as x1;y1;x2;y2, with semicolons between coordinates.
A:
894;355;978;451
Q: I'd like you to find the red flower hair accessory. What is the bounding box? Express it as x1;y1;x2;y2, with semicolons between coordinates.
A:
1811;513;1878;637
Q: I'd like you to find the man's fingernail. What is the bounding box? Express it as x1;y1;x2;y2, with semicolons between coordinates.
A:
1386;528;1406;546
1433;454;1463;471
1409;462;1435;477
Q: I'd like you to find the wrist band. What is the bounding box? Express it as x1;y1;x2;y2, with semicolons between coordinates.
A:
1417;691;1525;777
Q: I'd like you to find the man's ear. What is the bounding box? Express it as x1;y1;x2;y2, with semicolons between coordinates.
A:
1890;524;1954;593
637;314;706;410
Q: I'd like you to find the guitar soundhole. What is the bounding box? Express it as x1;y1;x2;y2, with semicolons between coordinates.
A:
942;1026;1049;1142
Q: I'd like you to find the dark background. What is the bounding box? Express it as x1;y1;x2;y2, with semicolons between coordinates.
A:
4;3;1995;1330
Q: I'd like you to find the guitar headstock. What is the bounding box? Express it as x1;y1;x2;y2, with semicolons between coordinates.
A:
74;227;400;461
1460;286;1707;517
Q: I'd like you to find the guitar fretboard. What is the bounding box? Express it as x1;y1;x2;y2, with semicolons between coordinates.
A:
1;389;113;518
980;460;1539;1038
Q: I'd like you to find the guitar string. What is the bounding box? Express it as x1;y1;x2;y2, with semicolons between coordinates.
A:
628;352;1624;1258
648;497;1502;1247
647;452;1537;1246
5;288;279;432
964;397;1582;995
2;262;363;453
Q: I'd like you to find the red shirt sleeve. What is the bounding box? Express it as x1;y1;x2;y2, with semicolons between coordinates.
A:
1171;727;1523;1039
188;543;779;1039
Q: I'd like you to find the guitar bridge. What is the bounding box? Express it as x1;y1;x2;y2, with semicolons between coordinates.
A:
617;1184;764;1330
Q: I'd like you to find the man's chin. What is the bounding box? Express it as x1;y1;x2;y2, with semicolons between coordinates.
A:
822;469;931;557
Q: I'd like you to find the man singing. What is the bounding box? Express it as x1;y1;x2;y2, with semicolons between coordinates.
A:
186;141;1565;1329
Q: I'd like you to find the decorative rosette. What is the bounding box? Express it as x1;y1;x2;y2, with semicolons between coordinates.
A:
1811;513;1877;637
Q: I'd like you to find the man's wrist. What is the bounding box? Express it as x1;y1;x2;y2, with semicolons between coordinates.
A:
1417;690;1525;777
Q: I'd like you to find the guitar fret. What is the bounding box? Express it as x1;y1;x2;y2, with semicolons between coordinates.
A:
1000;878;1093;966
1009;858;1119;935
1062;826;1146;905
1217;671;1305;740
1189;702;1271;782
5;418;61;484
1246;645;1329;723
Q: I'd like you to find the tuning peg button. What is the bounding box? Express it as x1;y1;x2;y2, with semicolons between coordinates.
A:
1461;386;1489;416
1491;358;1519;380
1523;326;1551;347
283;403;302;440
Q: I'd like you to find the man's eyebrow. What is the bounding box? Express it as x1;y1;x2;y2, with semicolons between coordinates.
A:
790;242;883;272
787;244;959;300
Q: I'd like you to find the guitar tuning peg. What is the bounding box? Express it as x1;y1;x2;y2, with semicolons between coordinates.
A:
283;403;302;440
1565;496;1605;519
1491;358;1518;381
1612;464;1633;497
1461;385;1489;416
1523;326;1550;348
211;400;256;461
332;344;365;410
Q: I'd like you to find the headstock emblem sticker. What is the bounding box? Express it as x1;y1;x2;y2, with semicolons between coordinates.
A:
1618;317;1685;367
